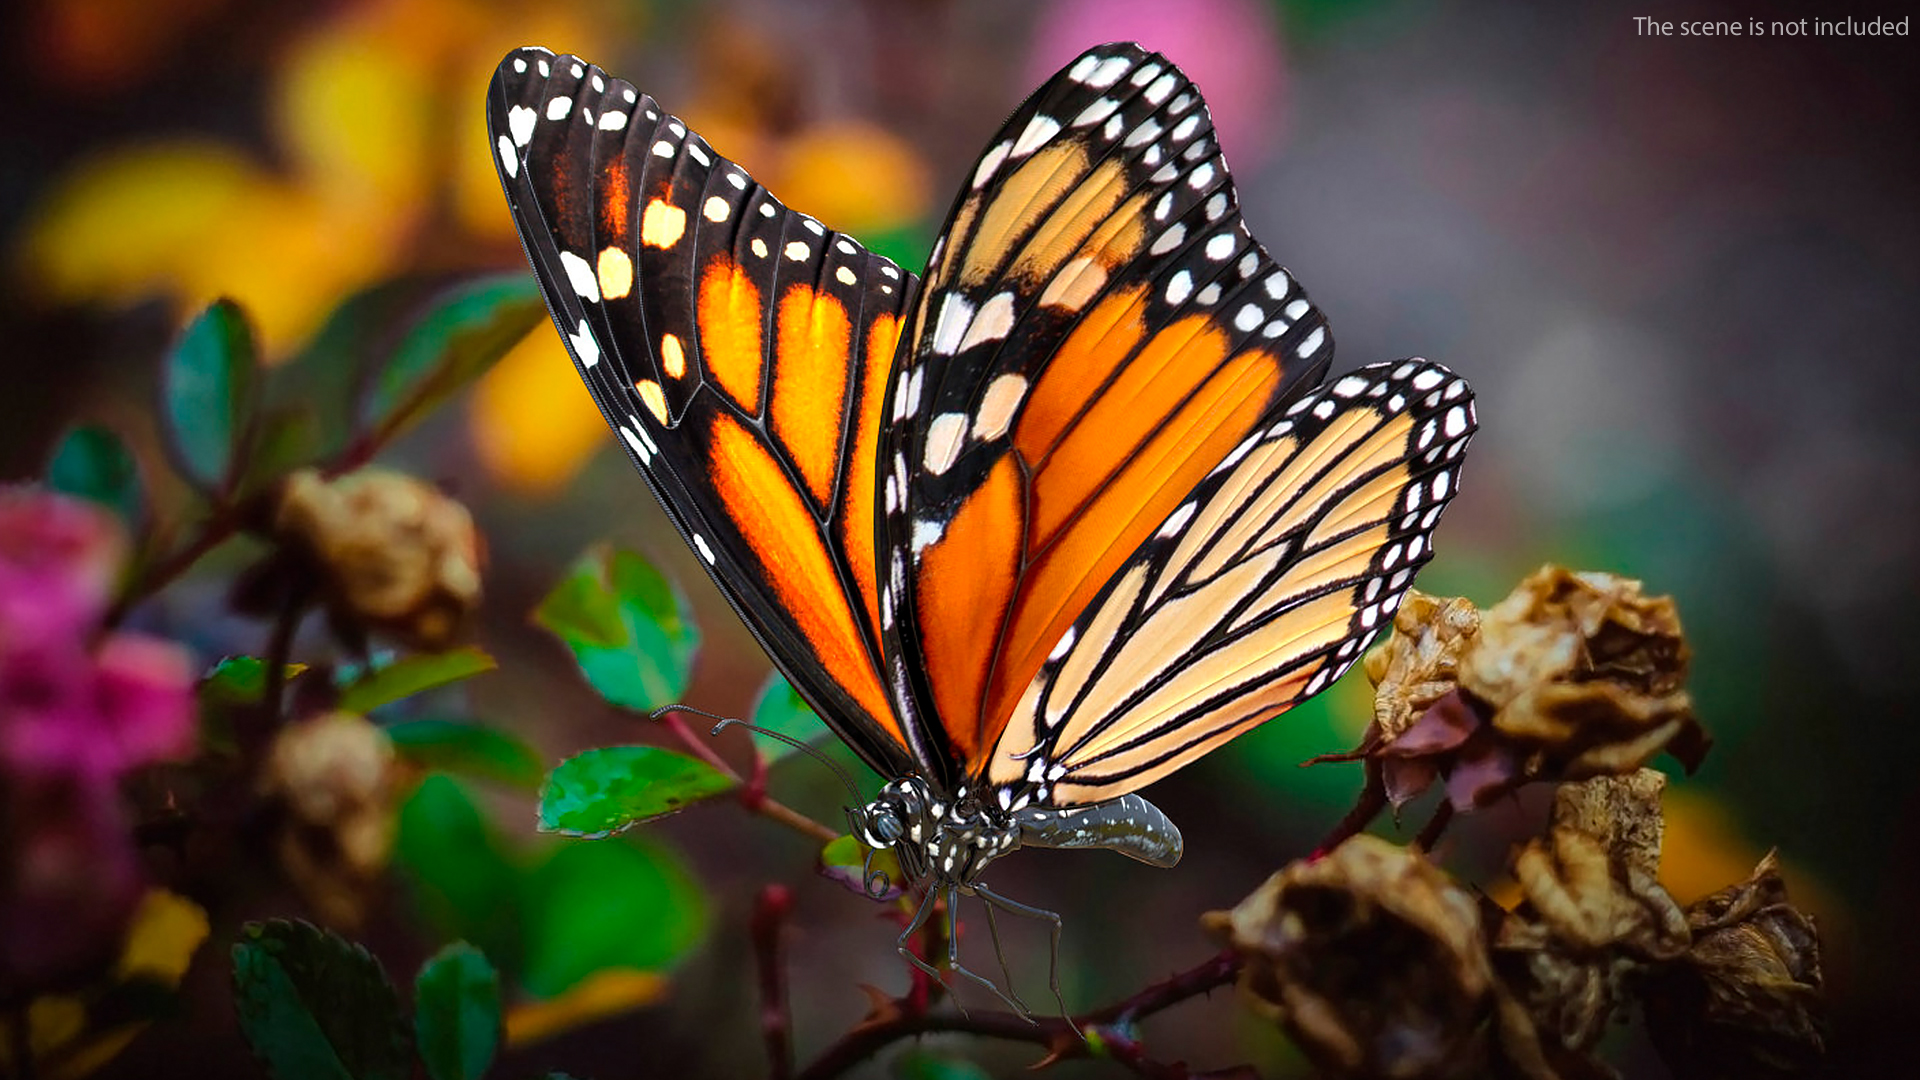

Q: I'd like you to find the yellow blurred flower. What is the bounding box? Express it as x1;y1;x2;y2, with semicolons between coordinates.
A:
773;121;932;237
0;889;209;1080
16;0;611;350
503;968;668;1047
470;331;609;494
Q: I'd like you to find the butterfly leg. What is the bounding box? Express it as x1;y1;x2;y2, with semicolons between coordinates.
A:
894;886;950;991
942;882;1035;1019
972;882;1073;1027
976;893;1032;1016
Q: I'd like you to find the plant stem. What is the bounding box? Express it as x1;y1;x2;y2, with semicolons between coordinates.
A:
105;502;251;629
792;949;1244;1080
657;712;840;846
751;885;795;1080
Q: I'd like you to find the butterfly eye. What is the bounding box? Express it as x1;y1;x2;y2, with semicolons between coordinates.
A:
872;811;904;844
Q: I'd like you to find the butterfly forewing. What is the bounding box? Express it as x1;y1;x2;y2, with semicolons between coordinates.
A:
874;43;1338;779
489;48;922;777
985;359;1476;805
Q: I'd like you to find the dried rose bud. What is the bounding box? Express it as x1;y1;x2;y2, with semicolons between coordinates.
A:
1465;567;1707;780
274;468;483;650
1204;836;1493;1079
1325;568;1710;815
1641;852;1825;1079
1365;591;1482;742
1489;774;1690;1079
260;710;398;927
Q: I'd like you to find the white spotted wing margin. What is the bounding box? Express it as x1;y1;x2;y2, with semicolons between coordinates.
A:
984;359;1477;806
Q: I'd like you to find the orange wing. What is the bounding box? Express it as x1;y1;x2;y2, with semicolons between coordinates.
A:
490;48;921;777
986;360;1475;807
875;44;1336;784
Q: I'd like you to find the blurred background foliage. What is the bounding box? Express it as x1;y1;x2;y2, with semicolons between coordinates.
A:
1;0;1912;1075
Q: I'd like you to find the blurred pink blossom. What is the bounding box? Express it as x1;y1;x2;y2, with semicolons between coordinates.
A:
0;489;194;989
1027;0;1292;164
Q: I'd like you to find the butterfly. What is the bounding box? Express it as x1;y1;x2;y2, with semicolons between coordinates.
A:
489;41;1475;1013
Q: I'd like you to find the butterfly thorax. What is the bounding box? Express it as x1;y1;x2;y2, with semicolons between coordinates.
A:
853;776;1022;887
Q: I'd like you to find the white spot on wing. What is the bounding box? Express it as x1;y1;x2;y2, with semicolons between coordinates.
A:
972;141;1012;189
507;106;537;146
923;413;969;476
931;294;975;356
957;291;1017;352
1012;114;1061;156
1165;270;1192;305
569;320;599;368
558;251;600;301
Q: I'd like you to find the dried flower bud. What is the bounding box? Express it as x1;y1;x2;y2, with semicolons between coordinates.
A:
1465;567;1707;778
1203;836;1493;1079
274;468;482;650
1641;853;1825;1079
1328;568;1710;814
1365;591;1482;742
260;711;398;927
1490;774;1690;1079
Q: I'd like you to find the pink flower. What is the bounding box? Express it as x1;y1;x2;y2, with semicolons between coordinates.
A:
0;488;194;988
1027;0;1292;164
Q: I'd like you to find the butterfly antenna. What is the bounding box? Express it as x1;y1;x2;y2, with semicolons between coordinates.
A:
654;705;864;804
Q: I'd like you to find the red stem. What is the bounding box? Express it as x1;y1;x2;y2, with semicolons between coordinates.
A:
657;711;840;846
792;948;1245;1080
751;885;795;1080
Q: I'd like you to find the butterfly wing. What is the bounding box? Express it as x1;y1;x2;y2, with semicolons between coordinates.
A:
987;359;1476;807
874;43;1337;785
489;48;921;777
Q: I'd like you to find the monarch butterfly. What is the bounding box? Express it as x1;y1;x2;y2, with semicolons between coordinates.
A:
489;41;1475;1012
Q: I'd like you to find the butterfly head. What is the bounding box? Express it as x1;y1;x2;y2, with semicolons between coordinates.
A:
850;776;1023;893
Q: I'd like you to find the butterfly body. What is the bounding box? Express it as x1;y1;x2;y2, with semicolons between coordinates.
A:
853;777;1183;891
490;40;1475;1011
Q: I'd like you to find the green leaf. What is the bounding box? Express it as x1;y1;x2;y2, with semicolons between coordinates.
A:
164;298;257;491
413;943;501;1080
395;775;523;968
748;674;829;764
337;647;497;714
230;919;411;1080
387;719;544;790
516;836;705;997
199;655;306;751
819;834;903;900
46;424;142;524
537;747;734;837
891;1050;993;1080
363;275;544;446
202;655;307;705
535;546;699;710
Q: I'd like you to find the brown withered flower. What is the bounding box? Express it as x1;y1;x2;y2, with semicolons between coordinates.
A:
272;468;482;650
1203;835;1495;1080
1640;852;1825;1079
259;710;399;927
1488;773;1690;1079
1331;567;1711;814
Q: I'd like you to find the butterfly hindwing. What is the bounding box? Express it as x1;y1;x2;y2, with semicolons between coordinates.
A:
875;43;1338;781
489;48;922;777
984;359;1476;806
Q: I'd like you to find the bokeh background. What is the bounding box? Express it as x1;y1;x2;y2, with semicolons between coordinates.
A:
4;0;1914;1075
